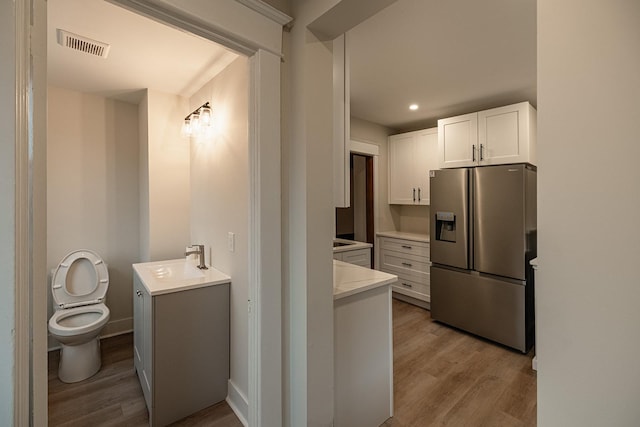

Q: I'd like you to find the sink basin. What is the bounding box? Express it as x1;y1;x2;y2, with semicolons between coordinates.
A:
146;262;205;281
133;258;231;296
333;241;353;247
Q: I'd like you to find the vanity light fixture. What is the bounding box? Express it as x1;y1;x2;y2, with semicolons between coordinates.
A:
181;102;213;138
409;104;419;111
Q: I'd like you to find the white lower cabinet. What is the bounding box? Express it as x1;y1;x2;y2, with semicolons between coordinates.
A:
133;273;230;426
378;236;431;304
333;247;372;268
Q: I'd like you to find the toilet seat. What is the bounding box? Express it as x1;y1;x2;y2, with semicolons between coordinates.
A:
52;250;109;309
48;303;110;337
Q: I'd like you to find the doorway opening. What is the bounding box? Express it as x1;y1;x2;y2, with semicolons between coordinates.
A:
336;153;374;244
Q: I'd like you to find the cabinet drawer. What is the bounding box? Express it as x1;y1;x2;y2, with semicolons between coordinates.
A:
393;277;430;296
379;237;429;259
380;250;431;278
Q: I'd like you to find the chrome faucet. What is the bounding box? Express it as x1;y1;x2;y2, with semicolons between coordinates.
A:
185;244;208;270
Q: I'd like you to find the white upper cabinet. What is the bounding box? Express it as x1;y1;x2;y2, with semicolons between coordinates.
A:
388;127;437;205
437;112;478;169
478;102;537;165
438;102;537;168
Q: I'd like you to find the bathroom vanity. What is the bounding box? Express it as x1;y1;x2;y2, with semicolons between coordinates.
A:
132;259;231;426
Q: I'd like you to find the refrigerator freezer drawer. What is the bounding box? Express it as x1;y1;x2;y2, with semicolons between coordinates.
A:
430;266;532;353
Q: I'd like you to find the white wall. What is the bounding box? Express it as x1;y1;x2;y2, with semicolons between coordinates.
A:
47;86;140;340
0;0;17;420
537;1;640;425
140;90;191;262
188;57;250;410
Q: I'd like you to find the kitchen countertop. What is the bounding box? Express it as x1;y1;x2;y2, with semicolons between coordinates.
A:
333;260;397;300
133;258;231;296
333;238;373;253
376;230;430;243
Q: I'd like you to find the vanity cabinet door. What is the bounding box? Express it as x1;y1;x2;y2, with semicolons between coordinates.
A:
133;273;152;410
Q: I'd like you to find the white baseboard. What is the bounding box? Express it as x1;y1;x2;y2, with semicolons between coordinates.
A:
47;316;133;351
226;379;248;427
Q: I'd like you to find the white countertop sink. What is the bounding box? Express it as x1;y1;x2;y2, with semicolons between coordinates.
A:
133;258;231;296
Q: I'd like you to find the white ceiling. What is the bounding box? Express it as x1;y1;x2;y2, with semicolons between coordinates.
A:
49;0;536;130
48;0;238;103
348;0;537;131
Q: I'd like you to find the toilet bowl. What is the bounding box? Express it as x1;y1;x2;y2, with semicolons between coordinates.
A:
48;249;110;383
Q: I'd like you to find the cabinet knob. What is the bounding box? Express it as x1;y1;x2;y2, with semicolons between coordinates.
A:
136;290;142;297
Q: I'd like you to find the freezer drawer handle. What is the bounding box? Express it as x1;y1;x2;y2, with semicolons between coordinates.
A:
401;245;412;249
401;282;413;288
401;262;413;267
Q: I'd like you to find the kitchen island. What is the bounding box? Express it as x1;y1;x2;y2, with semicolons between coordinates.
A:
333;260;397;427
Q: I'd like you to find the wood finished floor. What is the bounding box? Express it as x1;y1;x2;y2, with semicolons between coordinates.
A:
48;299;536;426
48;334;243;427
383;298;536;427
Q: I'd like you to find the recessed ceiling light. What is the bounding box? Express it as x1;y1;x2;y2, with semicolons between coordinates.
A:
409;104;419;111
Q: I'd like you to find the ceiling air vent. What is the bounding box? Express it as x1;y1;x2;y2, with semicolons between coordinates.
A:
56;29;111;59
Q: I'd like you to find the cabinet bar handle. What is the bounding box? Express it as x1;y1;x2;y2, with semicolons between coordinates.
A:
402;262;413;267
480;144;484;161
418;187;421;202
412;188;416;202
472;144;476;162
401;282;413;288
401;245;412;249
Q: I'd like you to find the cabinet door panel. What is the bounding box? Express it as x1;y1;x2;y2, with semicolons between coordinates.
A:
415;129;438;205
341;248;371;268
478;102;534;165
388;134;416;204
438;113;477;168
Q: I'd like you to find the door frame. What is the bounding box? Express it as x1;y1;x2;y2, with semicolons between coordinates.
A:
14;1;291;425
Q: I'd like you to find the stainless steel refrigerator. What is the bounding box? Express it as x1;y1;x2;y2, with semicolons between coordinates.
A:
429;164;536;353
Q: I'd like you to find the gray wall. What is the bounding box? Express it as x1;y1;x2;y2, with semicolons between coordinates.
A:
47;87;140;341
537;0;640;424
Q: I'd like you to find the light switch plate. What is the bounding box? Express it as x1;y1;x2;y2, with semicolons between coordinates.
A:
228;232;235;252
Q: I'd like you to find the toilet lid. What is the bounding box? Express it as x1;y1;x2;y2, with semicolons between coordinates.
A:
51;250;109;309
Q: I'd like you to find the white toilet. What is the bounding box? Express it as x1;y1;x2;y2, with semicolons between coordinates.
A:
48;249;110;383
